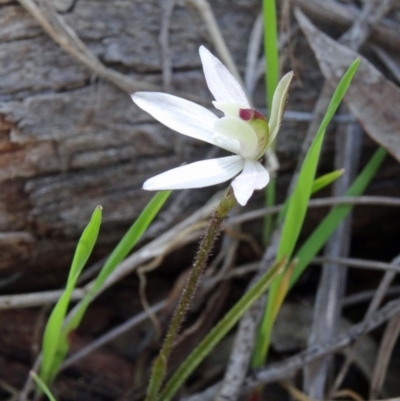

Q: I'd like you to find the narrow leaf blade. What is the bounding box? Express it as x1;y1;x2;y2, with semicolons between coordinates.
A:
40;206;102;384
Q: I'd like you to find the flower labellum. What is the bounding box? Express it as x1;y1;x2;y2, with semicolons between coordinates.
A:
131;46;293;206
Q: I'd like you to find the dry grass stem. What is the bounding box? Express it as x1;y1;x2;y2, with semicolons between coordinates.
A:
228;196;400;225
17;0;158;93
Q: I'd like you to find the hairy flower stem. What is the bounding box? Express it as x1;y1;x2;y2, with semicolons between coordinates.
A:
146;187;237;401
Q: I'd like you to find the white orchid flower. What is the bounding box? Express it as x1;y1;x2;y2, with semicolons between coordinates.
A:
131;46;293;206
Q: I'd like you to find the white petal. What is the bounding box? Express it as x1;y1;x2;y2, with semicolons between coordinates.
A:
199;46;250;108
231;160;270;206
132;92;218;145
214;135;241;155
213;116;258;158
143;155;244;190
268;71;294;147
212;101;240;116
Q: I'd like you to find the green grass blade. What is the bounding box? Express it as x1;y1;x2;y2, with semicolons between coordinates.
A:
30;372;57;401
312;169;344;194
253;58;360;368
278;59;360;261
49;191;171;378
291;147;386;285
263;0;279;115
159;258;287;401
40;206;102;384
276;170;345;224
262;0;279;243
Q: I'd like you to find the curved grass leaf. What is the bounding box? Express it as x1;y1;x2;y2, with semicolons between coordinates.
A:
40;206;102;384
312;169;345;194
253;58;360;367
291;147;386;285
31;372;57;401
263;0;280;243
47;191;171;381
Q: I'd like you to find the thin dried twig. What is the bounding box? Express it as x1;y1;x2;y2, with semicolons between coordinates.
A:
306;123;362;398
60;301;165;370
2;195;399;311
372;45;400;84
293;0;400;52
183;0;243;87
329;256;400;395
245;12;263;96
17;0;157;93
370;314;400;397
0;288;85;310
342;286;400;308
297;1;393;395
215;229;281;401
61;259;260;371
137;220;208;338
183;298;400;401
369;306;400;398
159;0;176;91
313;256;400;274
228;196;400;225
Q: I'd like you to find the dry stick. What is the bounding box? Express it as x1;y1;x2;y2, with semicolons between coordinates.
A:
304;122;363;398
5;239;400;312
342;286;400;308
313;256;400;274
228;196;400;225
215;230;281;401
183;297;400;401
17;0;206;105
299;0;393;396
369;312;400;398
284;110;354;123
245;12;264;98
137;220;209;338
33;255;400;373
2;195;400;311
60;301;166;370
246;300;400;387
292;0;400;52
329;256;400;395
372;45;400;84
17;0;157;93
183;0;243;86
0;288;85;311
207;211;240;283
159;0;176;92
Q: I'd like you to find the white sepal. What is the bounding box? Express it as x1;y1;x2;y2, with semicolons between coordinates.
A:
231;160;270;206
199;46;250;108
132;92;218;146
143;155;244;190
268;71;294;147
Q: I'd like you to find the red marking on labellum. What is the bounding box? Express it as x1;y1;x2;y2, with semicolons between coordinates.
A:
239;108;253;120
239;108;267;121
